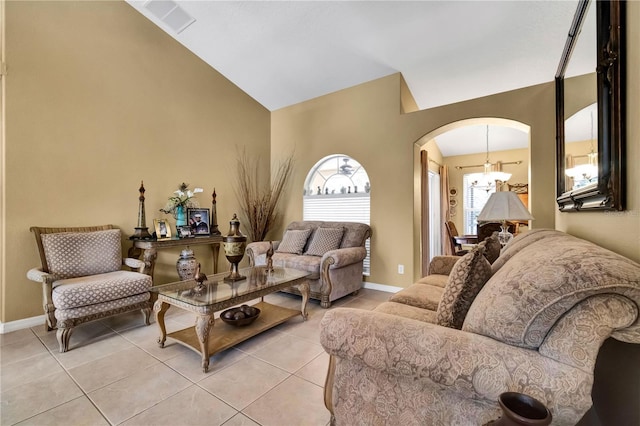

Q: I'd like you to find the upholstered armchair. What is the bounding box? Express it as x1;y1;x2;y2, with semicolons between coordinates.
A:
27;225;153;352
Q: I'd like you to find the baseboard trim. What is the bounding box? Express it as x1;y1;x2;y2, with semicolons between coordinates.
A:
363;282;402;293
0;315;45;334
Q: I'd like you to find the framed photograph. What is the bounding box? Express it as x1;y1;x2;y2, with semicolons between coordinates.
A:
187;208;210;235
153;219;171;240
177;225;194;238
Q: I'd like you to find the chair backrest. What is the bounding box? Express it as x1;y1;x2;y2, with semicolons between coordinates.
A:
30;225;115;273
445;221;459;254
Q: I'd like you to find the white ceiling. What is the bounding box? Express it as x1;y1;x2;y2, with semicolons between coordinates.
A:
125;0;592;156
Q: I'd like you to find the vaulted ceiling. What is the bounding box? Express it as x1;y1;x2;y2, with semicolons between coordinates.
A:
126;0;591;155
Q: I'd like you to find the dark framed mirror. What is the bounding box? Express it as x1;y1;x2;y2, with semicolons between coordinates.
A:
556;0;625;212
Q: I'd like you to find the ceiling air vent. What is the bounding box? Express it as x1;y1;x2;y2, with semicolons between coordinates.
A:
143;0;196;34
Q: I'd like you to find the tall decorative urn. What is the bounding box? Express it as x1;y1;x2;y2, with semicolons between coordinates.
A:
223;214;247;282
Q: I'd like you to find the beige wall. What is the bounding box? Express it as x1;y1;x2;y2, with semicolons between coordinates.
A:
556;1;640;264
272;75;557;287
1;1;270;322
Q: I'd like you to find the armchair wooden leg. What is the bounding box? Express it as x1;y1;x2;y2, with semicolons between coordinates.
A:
44;303;56;331
141;307;151;325
56;327;73;353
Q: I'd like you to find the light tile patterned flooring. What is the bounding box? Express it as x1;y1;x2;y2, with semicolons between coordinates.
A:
0;288;390;426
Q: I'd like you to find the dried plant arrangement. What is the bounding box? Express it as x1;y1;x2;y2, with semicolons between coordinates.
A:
234;148;294;242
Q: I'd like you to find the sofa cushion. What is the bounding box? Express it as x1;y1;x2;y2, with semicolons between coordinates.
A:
374;301;437;323
436;246;492;329
416;274;449;288
276;229;312;255
305;227;345;256
389;284;444;311
42;229;122;279
272;253;321;279
491;229;563;273
52;270;152;309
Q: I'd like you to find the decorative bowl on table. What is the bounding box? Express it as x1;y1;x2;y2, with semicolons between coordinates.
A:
220;305;260;326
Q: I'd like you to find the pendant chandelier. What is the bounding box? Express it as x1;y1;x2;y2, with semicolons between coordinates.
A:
470;126;512;192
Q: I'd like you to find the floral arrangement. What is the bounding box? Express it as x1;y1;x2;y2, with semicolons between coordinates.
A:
160;182;203;217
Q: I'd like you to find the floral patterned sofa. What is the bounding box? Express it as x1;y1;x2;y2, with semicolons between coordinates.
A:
320;229;640;425
246;221;371;308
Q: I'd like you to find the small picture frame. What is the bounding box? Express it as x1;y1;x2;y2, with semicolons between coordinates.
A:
177;225;194;239
153;219;171;240
187;208;210;235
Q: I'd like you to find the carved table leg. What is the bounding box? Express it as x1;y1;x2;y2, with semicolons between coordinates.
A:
154;299;170;348
297;281;310;320
142;248;158;278
195;314;215;373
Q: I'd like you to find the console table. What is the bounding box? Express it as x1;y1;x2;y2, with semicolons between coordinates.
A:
130;235;223;279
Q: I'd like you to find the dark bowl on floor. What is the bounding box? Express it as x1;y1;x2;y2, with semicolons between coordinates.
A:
220;305;260;326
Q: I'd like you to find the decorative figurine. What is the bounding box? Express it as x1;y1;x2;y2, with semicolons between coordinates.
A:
210;188;221;235
266;241;274;273
365;182;371;193
317;186;321;195
130;180;152;240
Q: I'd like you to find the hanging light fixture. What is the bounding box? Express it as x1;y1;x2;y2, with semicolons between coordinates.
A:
469;126;512;192
565;110;598;187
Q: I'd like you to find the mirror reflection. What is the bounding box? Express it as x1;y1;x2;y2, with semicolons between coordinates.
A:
565;102;597;190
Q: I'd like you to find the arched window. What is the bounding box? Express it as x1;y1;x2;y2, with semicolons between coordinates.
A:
303;154;371;275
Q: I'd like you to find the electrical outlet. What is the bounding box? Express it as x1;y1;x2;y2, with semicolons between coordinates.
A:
398;264;404;274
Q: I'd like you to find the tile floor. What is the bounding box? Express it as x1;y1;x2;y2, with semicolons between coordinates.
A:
0;288;390;426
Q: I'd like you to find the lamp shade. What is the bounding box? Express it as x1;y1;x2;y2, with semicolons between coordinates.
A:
477;191;534;222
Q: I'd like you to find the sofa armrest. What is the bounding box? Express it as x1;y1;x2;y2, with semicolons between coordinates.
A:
246;241;281;266
428;255;460;275
320;308;592;412
322;246;366;269
27;268;57;330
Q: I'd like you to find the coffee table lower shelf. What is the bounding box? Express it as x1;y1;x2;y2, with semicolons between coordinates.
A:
165;301;301;370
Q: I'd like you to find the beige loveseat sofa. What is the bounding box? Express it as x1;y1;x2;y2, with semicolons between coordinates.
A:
246;221;371;308
320;230;640;425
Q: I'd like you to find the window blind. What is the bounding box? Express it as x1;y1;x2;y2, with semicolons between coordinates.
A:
462;174;494;235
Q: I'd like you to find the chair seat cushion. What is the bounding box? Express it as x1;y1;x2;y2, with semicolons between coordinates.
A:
54;292;150;322
52;270;152;309
272;253;321;279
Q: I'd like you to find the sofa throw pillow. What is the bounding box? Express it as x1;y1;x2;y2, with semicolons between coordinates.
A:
42;229;122;279
483;232;502;264
436;246;492;329
304;227;345;256
276;229;312;255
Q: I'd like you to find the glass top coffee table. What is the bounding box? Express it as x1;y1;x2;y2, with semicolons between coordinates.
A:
151;266;310;372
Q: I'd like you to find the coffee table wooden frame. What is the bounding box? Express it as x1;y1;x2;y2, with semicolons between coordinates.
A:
152;267;310;372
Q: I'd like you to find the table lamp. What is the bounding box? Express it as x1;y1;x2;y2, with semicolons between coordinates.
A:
477;191;534;245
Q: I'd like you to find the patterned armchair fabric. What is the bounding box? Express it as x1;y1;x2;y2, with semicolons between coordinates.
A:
27;226;153;352
246;221;371;308
320;231;640;425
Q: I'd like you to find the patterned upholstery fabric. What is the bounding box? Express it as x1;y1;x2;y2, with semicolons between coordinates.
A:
304;227;344;256
389;283;443;311
415;274;449;288
428;255;460;276
491;229;563;273
275;229;312;254
52;270;152;309
464;234;640;348
483;232;502;264
374;301;437;323
246;221;371;307
42;229;122;279
54;292;150;322
319;231;640;425
436;246;492;329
